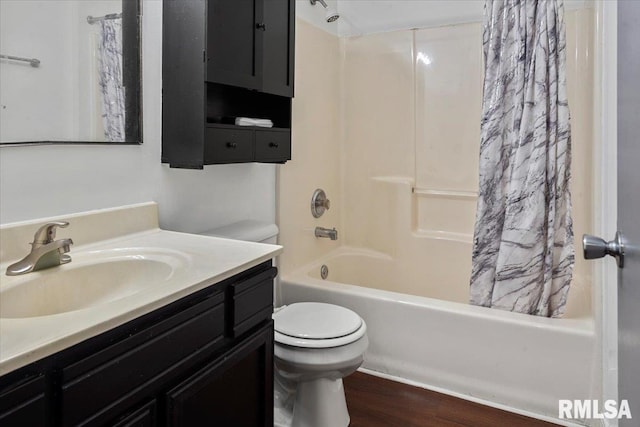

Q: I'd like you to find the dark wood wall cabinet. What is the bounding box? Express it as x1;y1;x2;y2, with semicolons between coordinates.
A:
162;0;295;168
0;262;277;427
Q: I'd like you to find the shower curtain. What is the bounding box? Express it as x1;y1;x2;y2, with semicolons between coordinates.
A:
469;0;574;318
97;18;125;142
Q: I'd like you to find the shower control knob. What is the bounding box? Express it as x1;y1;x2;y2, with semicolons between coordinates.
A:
311;189;331;218
226;142;237;149
583;232;625;268
256;23;266;31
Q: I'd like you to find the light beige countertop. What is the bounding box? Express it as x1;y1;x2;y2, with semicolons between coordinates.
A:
0;203;282;376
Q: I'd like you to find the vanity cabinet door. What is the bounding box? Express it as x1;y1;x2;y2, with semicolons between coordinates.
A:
0;375;48;427
166;322;274;427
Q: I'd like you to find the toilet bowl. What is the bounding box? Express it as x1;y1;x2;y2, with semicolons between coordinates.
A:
273;302;368;427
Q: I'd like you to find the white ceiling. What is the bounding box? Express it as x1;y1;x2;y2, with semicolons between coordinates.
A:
337;1;485;36
297;0;594;37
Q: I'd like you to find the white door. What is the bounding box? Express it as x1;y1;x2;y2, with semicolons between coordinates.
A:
585;2;640;424
617;1;640;424
583;2;639;424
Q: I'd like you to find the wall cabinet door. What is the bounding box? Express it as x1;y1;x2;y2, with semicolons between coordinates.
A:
206;0;294;97
166;323;274;427
206;0;263;89
262;0;295;97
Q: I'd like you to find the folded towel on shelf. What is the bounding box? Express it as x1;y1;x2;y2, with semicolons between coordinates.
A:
235;117;274;128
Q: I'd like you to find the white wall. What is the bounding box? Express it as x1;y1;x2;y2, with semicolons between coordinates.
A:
0;0;276;233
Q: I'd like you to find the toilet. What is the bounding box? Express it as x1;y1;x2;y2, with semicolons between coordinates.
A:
201;221;369;427
273;302;368;427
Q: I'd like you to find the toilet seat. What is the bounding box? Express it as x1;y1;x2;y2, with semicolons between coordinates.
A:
274;303;367;349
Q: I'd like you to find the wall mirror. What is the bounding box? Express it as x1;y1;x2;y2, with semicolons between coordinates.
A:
0;0;141;144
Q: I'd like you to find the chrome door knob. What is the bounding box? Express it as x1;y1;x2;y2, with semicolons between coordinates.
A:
583;231;625;268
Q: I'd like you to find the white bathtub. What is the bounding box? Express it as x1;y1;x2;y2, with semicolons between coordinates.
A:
280;246;596;424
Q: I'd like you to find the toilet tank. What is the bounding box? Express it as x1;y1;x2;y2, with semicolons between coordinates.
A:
200;220;279;244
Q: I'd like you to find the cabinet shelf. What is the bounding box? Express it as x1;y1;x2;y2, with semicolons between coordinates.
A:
205;124;289;132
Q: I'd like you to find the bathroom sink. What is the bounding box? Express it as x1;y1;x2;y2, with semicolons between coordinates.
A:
0;249;189;319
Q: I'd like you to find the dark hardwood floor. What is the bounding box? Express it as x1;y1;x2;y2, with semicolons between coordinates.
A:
343;372;560;427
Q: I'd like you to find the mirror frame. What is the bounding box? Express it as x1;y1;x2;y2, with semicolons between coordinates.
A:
0;0;142;146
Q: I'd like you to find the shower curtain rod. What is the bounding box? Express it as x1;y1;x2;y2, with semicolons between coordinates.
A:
0;54;40;67
87;13;122;24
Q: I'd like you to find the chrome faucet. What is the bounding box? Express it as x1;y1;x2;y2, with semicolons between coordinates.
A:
315;227;338;241
6;222;74;276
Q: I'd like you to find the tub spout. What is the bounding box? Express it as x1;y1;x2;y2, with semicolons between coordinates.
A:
315;227;338;241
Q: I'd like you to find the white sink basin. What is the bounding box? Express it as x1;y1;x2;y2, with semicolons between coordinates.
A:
0;248;190;319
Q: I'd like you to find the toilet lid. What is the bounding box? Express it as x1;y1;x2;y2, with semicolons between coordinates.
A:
274;302;363;340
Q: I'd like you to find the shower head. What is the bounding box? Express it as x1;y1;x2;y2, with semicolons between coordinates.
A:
309;0;340;23
325;8;340;23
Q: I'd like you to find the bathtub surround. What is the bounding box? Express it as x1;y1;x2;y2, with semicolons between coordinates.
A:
285;10;593;314
284;8;594;313
470;0;574;318
277;19;342;277
97;17;125;142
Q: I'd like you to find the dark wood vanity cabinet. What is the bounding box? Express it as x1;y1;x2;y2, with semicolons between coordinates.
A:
0;261;277;427
162;0;295;168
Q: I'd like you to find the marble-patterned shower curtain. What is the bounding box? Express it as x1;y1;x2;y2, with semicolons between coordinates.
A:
469;0;574;318
97;18;125;142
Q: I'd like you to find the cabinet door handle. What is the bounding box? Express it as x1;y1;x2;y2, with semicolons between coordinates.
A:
256;22;266;31
226;142;237;149
268;142;279;148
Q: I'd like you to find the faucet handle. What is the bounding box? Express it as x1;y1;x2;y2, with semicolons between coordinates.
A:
32;221;69;246
311;189;331;218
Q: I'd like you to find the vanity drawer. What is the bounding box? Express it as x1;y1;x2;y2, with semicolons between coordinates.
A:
0;375;47;426
61;292;225;426
112;400;157;427
255;129;291;162
229;267;277;337
204;126;253;164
